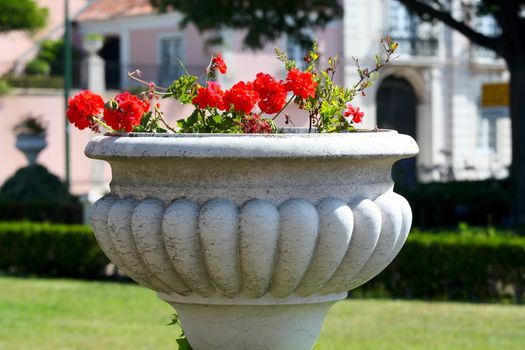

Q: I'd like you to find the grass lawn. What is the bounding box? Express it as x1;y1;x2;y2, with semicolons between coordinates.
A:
0;277;523;350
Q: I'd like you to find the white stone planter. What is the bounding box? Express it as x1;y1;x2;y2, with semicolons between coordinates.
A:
85;132;418;350
15;133;47;165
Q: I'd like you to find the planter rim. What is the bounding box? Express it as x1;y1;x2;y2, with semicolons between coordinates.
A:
85;131;418;160
15;133;46;138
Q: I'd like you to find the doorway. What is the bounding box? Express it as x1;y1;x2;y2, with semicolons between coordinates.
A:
376;76;418;187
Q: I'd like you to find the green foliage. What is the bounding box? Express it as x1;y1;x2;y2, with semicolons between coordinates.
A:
3;74;64;89
37;39;64;62
284;39;395;132
360;229;525;303
176;109;247;133
0;165;82;223
396;179;510;228
133;111;167;133
24;58;50;76
0;221;108;277
0;79;11;95
1;165;75;203
0;0;47;32
274;47;296;71
164;75;199;103
33;38;82;76
151;0;342;49
168;314;193;349
13;115;46;135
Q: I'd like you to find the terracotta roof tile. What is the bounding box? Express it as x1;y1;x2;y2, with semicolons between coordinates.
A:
76;0;155;21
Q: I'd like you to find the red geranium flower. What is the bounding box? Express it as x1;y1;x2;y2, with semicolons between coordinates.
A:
240;114;273;134
103;92;147;132
212;53;227;74
252;73;287;114
192;81;225;110
66;90;104;131
343;103;364;123
285;68;318;99
222;81;260;114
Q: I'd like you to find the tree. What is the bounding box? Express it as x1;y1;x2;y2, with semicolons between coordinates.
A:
394;0;525;226
150;0;342;48
0;0;47;33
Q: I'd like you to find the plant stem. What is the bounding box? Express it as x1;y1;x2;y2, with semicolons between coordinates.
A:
154;105;177;133
173;57;190;76
127;71;167;92
272;96;294;120
92;116;114;132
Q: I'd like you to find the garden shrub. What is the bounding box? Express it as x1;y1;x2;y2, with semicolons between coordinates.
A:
24;58;51;76
0;221;108;278
0;165;83;223
0;79;11;94
358;230;525;303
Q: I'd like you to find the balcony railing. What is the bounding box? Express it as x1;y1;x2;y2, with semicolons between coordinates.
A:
390;36;439;57
470;45;500;61
1;60;208;90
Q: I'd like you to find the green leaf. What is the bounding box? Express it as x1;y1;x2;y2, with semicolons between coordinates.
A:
176;337;193;350
211;114;223;124
165;75;199;103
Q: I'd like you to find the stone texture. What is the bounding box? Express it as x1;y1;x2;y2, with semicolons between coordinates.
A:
86;132;418;350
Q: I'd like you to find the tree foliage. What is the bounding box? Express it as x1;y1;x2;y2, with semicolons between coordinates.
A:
0;0;47;33
150;0;342;48
395;0;525;66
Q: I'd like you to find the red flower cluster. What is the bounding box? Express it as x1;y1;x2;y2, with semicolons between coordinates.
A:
223;81;260;114
193;60;319;118
240;114;273;134
192;82;225;110
285;68;317;99
104;92;149;132
253;73;287;114
343;103;364;123
212;54;227;74
66;90;104;131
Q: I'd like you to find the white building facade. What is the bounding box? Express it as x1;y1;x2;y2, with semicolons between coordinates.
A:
342;0;510;183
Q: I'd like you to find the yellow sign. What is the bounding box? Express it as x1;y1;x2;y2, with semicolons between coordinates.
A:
482;83;509;107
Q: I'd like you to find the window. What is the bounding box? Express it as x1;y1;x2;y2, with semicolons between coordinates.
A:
387;1;414;39
286;33;313;71
386;0;439;56
159;36;184;86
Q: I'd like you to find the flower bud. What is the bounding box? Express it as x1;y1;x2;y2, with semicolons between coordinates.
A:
105;99;118;111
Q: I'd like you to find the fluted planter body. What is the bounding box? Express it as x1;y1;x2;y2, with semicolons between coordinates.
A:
85;132;418;350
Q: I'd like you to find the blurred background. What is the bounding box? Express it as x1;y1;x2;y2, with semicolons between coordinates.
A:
0;1;523;349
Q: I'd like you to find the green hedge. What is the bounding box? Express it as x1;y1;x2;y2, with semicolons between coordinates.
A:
0;222;108;278
396;179;510;228
3;75;64;89
1;222;523;303
359;230;525;303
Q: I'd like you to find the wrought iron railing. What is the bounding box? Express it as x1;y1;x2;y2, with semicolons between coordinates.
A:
1;60;208;90
390;36;439;57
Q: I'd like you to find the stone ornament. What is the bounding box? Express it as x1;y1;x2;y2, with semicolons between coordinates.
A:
86;131;418;350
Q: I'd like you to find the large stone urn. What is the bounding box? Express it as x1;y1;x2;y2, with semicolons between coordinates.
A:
85;131;418;350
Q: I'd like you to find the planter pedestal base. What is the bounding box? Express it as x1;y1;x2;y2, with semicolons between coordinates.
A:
159;292;346;350
161;296;344;350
